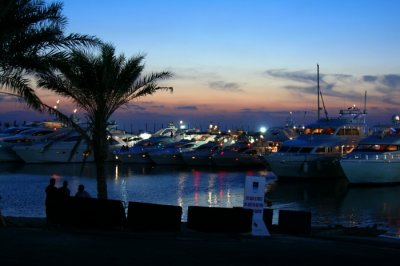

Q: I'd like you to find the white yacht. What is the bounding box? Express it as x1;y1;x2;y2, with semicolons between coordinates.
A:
0;126;33;137
212;141;267;168
148;138;211;165
114;125;184;164
12;128;135;163
181;141;223;166
265;106;369;179
0;126;69;162
339;115;400;185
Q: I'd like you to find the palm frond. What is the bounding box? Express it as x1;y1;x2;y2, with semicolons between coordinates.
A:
0;71;43;111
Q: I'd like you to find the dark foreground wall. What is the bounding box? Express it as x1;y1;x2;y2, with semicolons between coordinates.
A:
126;201;182;231
187;206;253;233
54;197;311;235
58;197;126;229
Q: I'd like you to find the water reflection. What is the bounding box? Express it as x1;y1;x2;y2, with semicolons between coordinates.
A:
1;162;400;236
340;186;400;237
265;177;400;237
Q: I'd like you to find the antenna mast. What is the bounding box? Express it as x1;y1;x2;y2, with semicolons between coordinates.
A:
363;90;367;114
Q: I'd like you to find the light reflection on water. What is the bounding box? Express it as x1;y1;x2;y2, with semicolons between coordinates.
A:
0;162;400;237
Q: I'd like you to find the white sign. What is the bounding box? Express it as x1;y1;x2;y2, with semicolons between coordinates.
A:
243;175;270;236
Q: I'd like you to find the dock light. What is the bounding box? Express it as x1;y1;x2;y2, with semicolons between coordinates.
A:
139;132;151;139
260;126;267;134
54;99;60;109
179;120;186;129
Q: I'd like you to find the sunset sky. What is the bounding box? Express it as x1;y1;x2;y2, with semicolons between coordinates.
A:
2;0;400;132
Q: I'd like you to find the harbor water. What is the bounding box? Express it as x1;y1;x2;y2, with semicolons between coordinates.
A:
0;162;399;237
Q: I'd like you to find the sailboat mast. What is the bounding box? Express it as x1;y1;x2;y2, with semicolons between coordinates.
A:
363;90;367;114
317;64;320;120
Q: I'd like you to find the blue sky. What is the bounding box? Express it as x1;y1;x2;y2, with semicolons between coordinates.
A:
2;0;400;132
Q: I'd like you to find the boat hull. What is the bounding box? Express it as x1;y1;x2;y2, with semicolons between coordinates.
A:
266;153;344;179
181;153;214;166
212;154;265;168
114;151;153;164
13;143;119;163
149;153;185;165
340;159;400;184
0;145;22;162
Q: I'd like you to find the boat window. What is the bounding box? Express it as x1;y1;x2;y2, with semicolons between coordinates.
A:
350;128;360;135
288;147;300;152
337;129;345;135
312;128;324;134
31;130;54;136
238;147;249;152
246;149;258;155
278;146;290;152
323;128;335;135
4;138;32;143
387;145;398;151
2;127;30;134
337;128;360;136
354;144;399;152
304;128;312;135
342;145;355;153
355;144;375;152
299;147;313;153
315;147;326;153
63;136;81;142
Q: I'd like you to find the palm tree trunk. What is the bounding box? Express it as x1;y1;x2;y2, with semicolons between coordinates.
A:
92;124;109;199
95;156;108;199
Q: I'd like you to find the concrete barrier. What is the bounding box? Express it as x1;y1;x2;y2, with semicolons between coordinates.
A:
126;202;182;231
60;197;126;229
278;209;311;235
187;206;252;233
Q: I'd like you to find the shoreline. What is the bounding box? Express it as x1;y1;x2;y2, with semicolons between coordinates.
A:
1;216;400;265
1;215;390;237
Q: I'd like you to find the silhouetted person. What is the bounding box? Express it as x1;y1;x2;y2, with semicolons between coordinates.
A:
75;184;91;198
56;181;70;223
45;178;58;225
58;181;70;198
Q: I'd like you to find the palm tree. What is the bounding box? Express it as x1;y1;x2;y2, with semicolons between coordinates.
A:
0;0;99;110
37;44;173;199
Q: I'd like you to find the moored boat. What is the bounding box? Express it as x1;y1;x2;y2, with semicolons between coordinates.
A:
181;141;223;166
0;126;68;162
212;141;267;168
12;128;136;163
149;139;209;165
265;105;368;179
340;115;400;185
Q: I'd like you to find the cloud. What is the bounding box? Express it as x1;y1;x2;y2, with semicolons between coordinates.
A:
124;103;146;111
169;67;220;80
264;68;373;103
265;68;319;85
269;69;400;108
208;81;243;92
175;105;198;110
362;75;378;82
381;74;400;88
